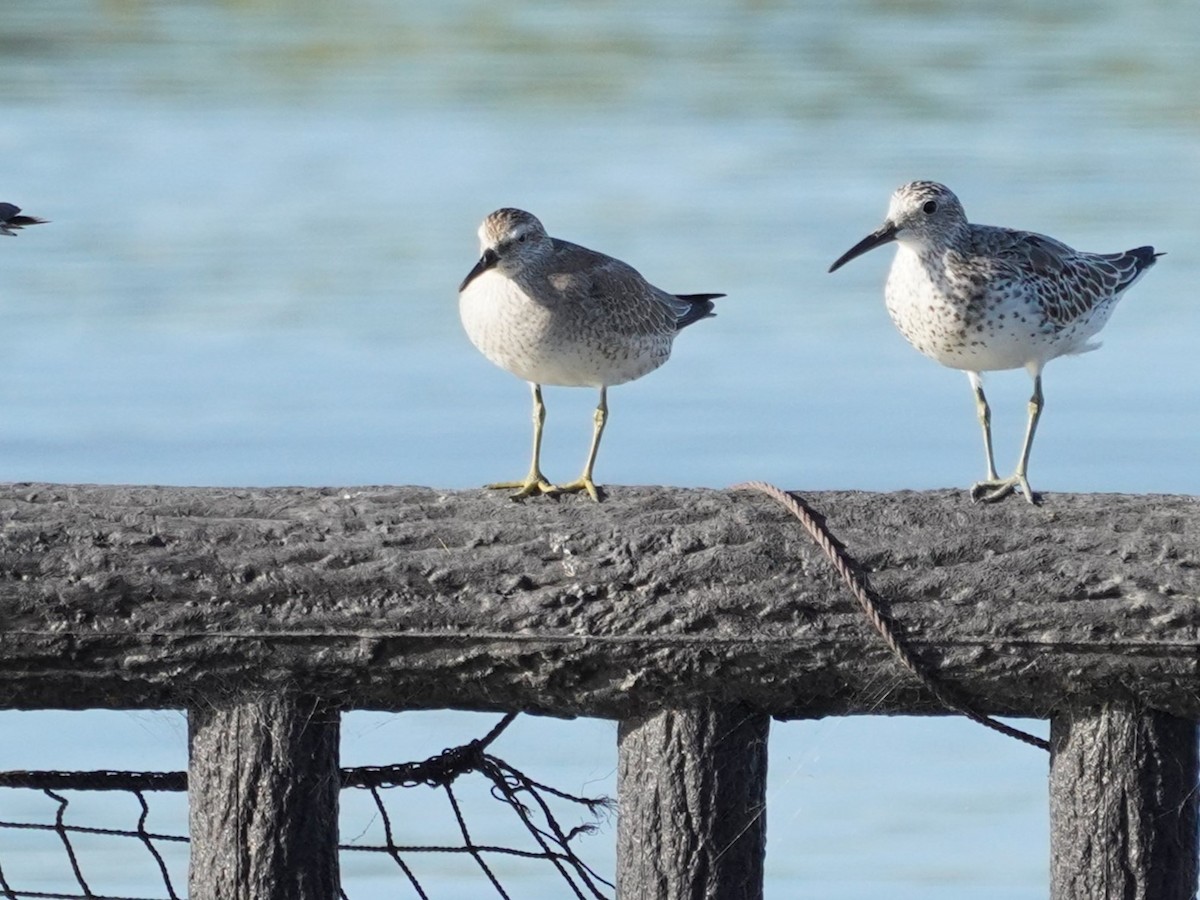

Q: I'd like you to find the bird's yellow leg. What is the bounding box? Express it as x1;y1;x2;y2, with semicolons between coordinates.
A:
968;373;1000;482
487;383;558;498
971;374;1042;505
556;386;607;502
1011;374;1043;503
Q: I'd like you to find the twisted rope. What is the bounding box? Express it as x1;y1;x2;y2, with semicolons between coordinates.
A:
732;481;1048;752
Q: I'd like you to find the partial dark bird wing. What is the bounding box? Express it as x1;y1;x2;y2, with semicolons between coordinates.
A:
0;203;47;236
546;240;720;337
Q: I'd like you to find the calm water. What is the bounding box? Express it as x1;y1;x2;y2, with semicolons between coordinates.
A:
1;1;1197;897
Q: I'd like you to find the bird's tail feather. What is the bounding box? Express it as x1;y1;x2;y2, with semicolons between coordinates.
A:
674;292;723;330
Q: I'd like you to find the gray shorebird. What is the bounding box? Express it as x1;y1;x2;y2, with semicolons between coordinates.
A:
0;203;45;237
829;181;1159;504
458;208;721;501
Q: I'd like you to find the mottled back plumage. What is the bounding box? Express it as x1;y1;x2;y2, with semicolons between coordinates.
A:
961;225;1156;329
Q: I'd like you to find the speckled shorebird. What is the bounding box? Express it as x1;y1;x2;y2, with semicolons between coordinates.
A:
0;203;44;237
458;208;721;501
829;181;1160;504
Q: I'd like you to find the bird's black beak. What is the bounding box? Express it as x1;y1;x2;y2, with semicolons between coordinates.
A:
828;222;898;273
459;247;500;292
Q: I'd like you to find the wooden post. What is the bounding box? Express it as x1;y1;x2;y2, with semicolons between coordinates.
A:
617;707;769;900
188;693;341;900
1049;705;1198;900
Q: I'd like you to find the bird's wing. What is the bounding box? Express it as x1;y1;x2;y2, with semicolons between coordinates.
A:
972;227;1149;327
546;241;686;337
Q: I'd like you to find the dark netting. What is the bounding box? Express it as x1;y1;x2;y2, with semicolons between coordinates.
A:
0;714;613;900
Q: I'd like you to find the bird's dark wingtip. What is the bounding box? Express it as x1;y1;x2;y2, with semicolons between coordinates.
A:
1129;245;1162;268
0;201;46;235
674;293;721;330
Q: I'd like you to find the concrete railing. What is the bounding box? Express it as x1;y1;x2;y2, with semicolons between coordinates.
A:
2;484;1197;898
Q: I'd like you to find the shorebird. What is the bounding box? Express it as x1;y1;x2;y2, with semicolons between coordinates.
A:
829;181;1159;503
458;208;721;501
0;203;45;236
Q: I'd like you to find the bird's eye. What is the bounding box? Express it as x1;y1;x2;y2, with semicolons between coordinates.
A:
922;200;938;214
517;233;527;243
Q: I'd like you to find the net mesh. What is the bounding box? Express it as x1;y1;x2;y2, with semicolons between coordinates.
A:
0;714;612;900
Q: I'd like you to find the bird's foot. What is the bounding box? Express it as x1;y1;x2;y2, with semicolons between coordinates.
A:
969;474;1038;505
553;475;604;503
485;473;559;500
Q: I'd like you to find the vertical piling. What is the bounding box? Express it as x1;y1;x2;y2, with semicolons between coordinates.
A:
617;706;769;900
1050;705;1198;900
188;693;341;900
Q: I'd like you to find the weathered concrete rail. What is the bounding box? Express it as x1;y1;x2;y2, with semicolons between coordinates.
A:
1;483;1197;716
2;483;1198;900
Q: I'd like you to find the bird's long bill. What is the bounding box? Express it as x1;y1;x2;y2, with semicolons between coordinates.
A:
458;248;499;292
828;222;898;273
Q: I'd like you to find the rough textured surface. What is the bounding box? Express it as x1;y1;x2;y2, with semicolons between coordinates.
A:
617;707;768;900
1;483;1197;717
188;693;340;900
1050;706;1198;900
